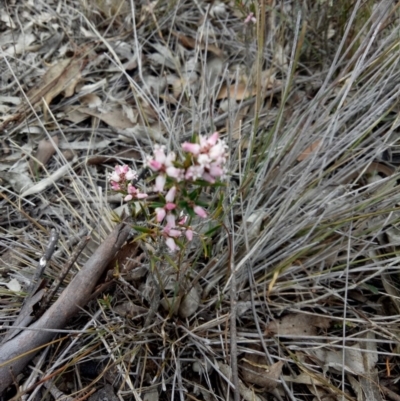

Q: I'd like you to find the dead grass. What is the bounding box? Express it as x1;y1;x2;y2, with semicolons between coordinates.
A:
2;0;400;400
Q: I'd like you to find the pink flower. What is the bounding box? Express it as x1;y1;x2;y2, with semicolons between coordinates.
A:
244;12;256;24
193;205;207;218
163;214;181;237
109;165;138;189
185;165;204;181
165;186;176;202
185;229;193;241
182;133;228;183
182;142;201;155
124;184;148;201
166;166;184;180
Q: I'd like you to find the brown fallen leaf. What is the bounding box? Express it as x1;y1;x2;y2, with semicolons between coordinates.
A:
1;47;90;129
29;135;59;174
79;93;102;108
173;32;223;58
241;353;284;391
26;55;86;113
297;139;322;161
217;82;257;100
265;313;331;337
79;107;134;130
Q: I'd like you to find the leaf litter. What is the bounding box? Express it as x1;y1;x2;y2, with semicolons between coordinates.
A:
1;1;400;401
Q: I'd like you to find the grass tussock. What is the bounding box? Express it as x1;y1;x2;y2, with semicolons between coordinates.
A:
2;0;400;400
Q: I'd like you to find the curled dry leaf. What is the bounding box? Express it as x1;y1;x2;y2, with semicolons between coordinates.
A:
0;171;33;194
241;353;284;391
29;135;59;173
79;94;102;108
265;313;331;337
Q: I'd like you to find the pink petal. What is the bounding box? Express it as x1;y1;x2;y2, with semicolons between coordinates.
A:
165;186;176;203
125;169;137;180
166;213;176;228
154;145;166;164
209;142;226;161
154;174;166;192
165;203;176;211
209;164;223;177
165;237;177;252
194;205;207;218
166;166;184;180
178;215;187;225
127;184;137;194
136;192;148;199
110;181;121;190
124;194;133;202
165;152;176;166
201;172;216;183
156;207;166;222
185;165;204;181
148;160;163;171
207;132;219;146
109;171;121;182
169;229;181;238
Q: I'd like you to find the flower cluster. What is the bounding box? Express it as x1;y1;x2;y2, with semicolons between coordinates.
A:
108;133;228;251
182;132;228;183
108;165;147;202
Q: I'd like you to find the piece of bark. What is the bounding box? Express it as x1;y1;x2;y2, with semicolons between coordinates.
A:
0;221;131;392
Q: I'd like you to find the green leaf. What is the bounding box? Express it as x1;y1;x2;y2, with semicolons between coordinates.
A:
204;224;222;237
132;225;154;234
110;210;122;223
149;202;165;209
186;207;196;218
188;188;201;200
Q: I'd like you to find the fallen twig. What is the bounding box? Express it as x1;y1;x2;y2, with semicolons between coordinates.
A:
0;221;131;393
